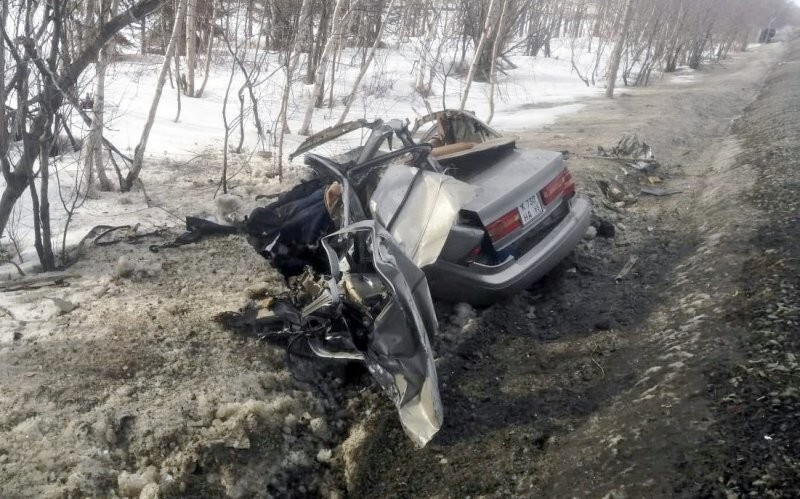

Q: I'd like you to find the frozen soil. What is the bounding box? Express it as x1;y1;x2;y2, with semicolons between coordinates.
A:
350;38;798;497
1;37;798;498
700;39;800;495
0;225;384;497
2;234;312;497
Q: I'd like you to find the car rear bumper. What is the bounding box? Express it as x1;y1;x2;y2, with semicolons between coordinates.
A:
426;197;592;305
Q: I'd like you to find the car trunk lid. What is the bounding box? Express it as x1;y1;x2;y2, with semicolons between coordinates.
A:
451;148;566;250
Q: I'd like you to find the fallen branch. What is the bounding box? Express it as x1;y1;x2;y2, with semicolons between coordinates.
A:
640;187;683;196
0;259;25;276
615;255;639;282
590;343;606;378
0;271;80;291
0;304;20;321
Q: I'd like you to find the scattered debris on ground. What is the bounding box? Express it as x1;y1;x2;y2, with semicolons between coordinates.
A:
599;133;653;158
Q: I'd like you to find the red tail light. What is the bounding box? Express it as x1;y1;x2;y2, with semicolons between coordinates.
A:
486;209;522;242
541;169;575;205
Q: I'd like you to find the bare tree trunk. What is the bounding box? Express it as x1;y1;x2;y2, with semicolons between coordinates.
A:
82;0;98;52
297;0;348;136
487;0;509;124
414;8;438;95
185;0;197;95
276;0;313;179
125;0;187;191
78;0;99;190
37;138;56;270
140;17;147;55
85;0;118;192
28;177;44;266
173;44;182;121
305;1;329;84
459;0;498;111
221;58;236;194
194;0;215;97
236;85;246;152
327;42;339;110
606;0;635;98
0;0;6;164
338;0;396;124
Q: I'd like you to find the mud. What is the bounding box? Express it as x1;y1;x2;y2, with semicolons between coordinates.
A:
348;36;795;498
0;235;364;498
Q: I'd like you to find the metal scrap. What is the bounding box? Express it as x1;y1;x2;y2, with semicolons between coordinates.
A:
593;134;661;175
598;133;655;160
597;179;638;206
216;121;474;446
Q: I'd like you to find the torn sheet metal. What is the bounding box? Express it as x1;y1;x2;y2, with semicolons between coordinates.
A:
598;133;655;160
289;119;376;160
321;221;443;447
368;164;476;268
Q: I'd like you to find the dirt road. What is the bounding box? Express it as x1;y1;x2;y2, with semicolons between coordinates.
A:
350;37;799;498
1;35;798;499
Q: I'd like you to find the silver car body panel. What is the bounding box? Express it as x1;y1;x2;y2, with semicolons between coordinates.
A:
321;221;443;447
369;164;476;268
288;119;374;160
426;197;591;304
456;149;564;242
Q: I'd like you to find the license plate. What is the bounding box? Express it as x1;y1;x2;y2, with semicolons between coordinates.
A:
517;193;544;225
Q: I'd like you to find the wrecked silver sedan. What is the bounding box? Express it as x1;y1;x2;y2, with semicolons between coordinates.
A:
292;110;592;305
214;112;590;446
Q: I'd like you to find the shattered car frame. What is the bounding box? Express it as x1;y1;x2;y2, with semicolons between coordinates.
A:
318;222;442;446
236;119;459;446
216;113;590;446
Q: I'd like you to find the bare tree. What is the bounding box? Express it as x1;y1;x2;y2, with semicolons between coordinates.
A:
185;0;197;96
338;0;396;124
194;0;216;98
0;0;168;249
414;8;439;96
487;0;510;123
459;0;498;111
276;0;314;178
173;35;183;121
221;57;235;194
126;0;188;191
84;0;120;193
297;0;350;136
606;0;635;97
